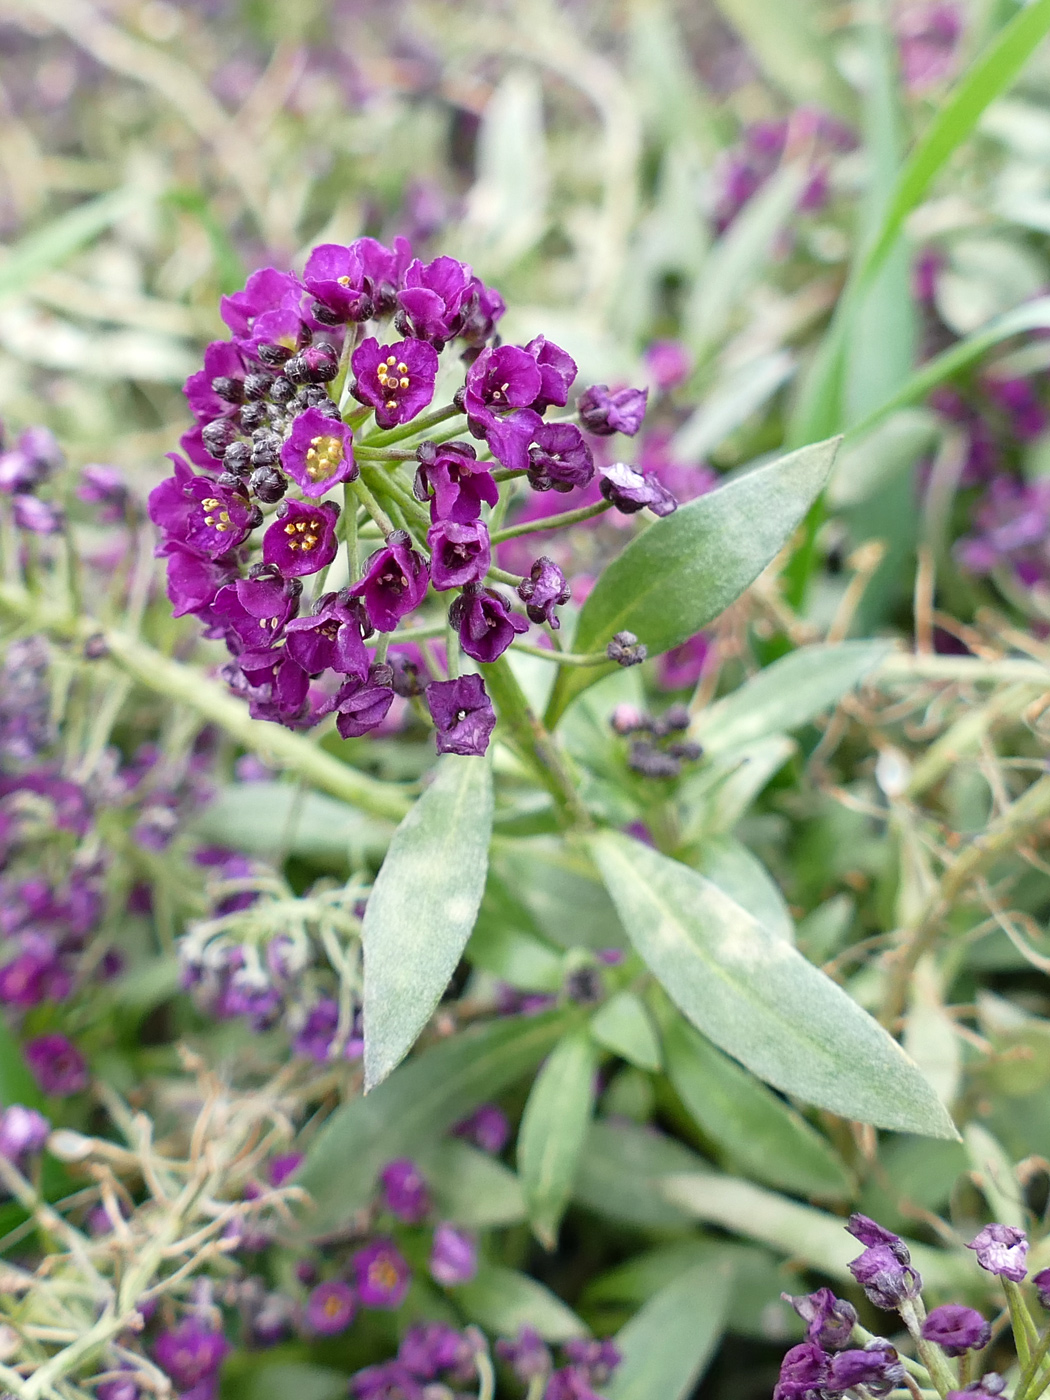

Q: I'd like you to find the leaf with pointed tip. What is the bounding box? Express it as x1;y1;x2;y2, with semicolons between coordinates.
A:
455;1265;585;1341
590;992;662;1071
517;1030;597;1248
605;1259;733;1400
545;438;840;725
589;830;957;1138
363;754;493;1090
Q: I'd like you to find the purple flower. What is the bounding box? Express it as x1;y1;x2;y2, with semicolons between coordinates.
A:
182;477;257;558
955;475;1050;585
293;998;348;1060
414;439;499;523
464;345;544;472
525;335;577;413
353;1238;411;1309
947;1377;1007;1400
305;1280;357;1335
426;675;496;756
922;1304;990;1356
454;1104;511;1153
598;462;677;516
495;1327;551;1383
848;1244;922;1310
262;499;340;578
968;1224;1028;1282
283;591;369;677
268;1153;302;1186
281;407;357;497
0;947;61;1008
380;1158;431;1223
13;496;63;533
827;1345;905;1396
845;1214;911;1258
97;1374;137;1400
24;1034;88;1096
153;1319;230;1390
578;384;648;436
645;340;691;391
0;426;62;493
77;464;128;520
563;1339;621;1384
399;1323;475;1383
429;1223;477;1286
782;1288;857;1350
517;557;570;628
221;267;305;341
351;530;429;631
1035;1267;1050;1308
183;339;247;428
163;546;237;619
986;376;1047;440
427;518;491;589
228;647;310;725
527;423;595;493
213;569;302;650
0;1105;50;1161
396;255;477;345
897;1;962;92
351;337;438;429
773;1342;830;1400
330;665;396;739
448;584;528;664
350;1363;423;1400
304;237;411;322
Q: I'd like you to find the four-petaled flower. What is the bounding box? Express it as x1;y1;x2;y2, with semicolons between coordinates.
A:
351;337;438;429
281;407;358;497
427;518;491;590
426;675;497;756
351;531;430;631
353;1238;411;1309
449;584;528;664
262;500;340;578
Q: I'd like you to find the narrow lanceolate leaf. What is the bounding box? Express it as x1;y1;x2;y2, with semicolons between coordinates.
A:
589;831;957;1138
590;991;662;1071
0;186;144;303
363;754;494;1090
664;1019;853;1200
297;1011;568;1233
517;1030;597;1249
455;1265;585;1341
545;438;839;726
605;1259;733;1400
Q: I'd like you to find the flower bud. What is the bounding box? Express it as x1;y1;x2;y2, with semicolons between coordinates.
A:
257;341;293;366
243;372;274;400
922;1304;990;1356
607;631;647;666
211;375;245;403
967;1224;1028;1281
249;467;287;504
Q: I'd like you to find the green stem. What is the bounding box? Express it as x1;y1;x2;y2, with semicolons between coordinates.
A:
361;404;462;448
514;641;611;667
486;564;524;587
1006;1280;1038;1370
899;1300;956;1399
446;617;461;680
350;477;395;536
491;499;612;542
344;484;359;582
1015;1322;1050;1400
353;446;418;461
475;1350;496;1400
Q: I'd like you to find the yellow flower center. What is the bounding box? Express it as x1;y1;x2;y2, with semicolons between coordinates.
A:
304;433;344;482
283;518;321;551
369;1258;401;1291
375;354;410;412
201;497;232;531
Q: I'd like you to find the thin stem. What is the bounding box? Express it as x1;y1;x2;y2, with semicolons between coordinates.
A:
486;564;525;587
353;446;418;461
475;1349;496;1400
446;617;461;680
361;404;463;448
1005;1280;1038;1370
1015;1322;1050;1400
514;641;610;667
899;1300;955;1399
525;1378;547;1400
490;499;612;542
344;484;359;582
350;477;395;536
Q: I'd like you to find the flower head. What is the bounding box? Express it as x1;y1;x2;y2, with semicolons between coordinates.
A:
782;1288;857;1351
396;255;477;346
448;584;528;664
353;1238;411;1309
398;1323;476;1381
153;1319;230;1390
351;531;429;631
304;237;411;322
599;462;677;516
380;1158;431;1224
922;1304;991;1357
426;675;497;756
414;439;498;523
305;1280;357;1335
262;499;340;578
182;477;257;558
827;1344;905;1396
578;384;648;436
773;1342;830;1400
429;1223;478;1286
281;407;357;497
427;518;491;589
495;1327;551;1383
24;1034;88;1096
968;1224;1028;1282
517;557;570;628
330;666;396;739
351;337;438;429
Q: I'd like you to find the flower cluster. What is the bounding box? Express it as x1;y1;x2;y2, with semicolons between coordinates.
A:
0;423;65;535
496;1328;622;1399
610;701;703;779
710;109;854;233
154;235;669;756
349;1322;482;1397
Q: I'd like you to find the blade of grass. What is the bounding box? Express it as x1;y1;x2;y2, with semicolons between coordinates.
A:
0;186;143;304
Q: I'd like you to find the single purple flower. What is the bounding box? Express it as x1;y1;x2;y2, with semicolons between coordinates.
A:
262;498;339;578
414;439;499;523
283;590;369;677
221;267;305;340
226;647;310;725
153;1319;230;1390
527;423;595;493
1034;1267;1050;1308
0;947;60;1008
968;1224;1028;1282
13;495;63;533
182;476;257;558
453;1104;510;1154
0;426;62;493
281;407;357;497
183;339;247;428
495;1327;551;1383
645;340;691;391
268;1153;302;1187
396;255;477;345
782;1288;857;1350
305;1280;357;1335
353;1238;411;1309
427;518;491;589
351;530;429;631
897;1;963;93
426;675;497;756
517;557;570;628
922;1304;991;1356
351;337;438;429
827;1345;905;1396
598;462;677;516
563;1339;621;1384
380;1158;431;1224
77;464;128;520
578;384;648;436
947;1377;1007;1400
0;1105;50;1161
848;1244;922;1310
429;1223;477;1286
330;665;396;739
213;568;302;649
448;584;527;664
773;1342;830;1400
304;237;411;322
464;344;543;472
24;1034;88;1096
524;335;577;413
461;278;506;346
163;545;236;619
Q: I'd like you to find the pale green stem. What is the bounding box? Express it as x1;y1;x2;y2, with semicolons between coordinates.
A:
350;477;395;536
899;1299;955;1399
514;641;611;667
361;403;462;447
475;1350;496;1400
353;446;418;461
446;617;460;679
490;499;613;542
1015;1322;1050;1400
1005;1280;1038;1369
344;483;359;582
486;564;524;586
525;1375;548;1400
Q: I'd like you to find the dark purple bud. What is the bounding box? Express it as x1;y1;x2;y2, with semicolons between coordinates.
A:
608;630;647;667
257;341;293;366
269;375;296;405
223;441;252;477
153;1319;230;1389
947;1377;1007;1400
653;703;691;736
24;1033;88;1096
578;383;648;436
1034;1267;1050;1308
380;1158;431;1224
243;372;273;400
496;1328;551;1384
628;739;680;778
846;1214;912;1261
305;1280;356;1335
249;466;287;503
429;1223;478;1286
967;1224;1028;1282
848;1243;922;1310
517;556;571;628
426;674;497;756
565;966;603;1004
239;401;268;433
453;1103;510;1154
211;376;245;404
922;1304;991;1356
527;422;595;493
201;418;238;457
599;461;677;516
828;1344;905;1396
289;344;339;384
448;584;528;664
773;1341;830;1400
782;1288;858;1350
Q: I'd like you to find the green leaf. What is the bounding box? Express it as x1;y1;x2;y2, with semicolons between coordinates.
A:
455;1265;585;1341
604;1259;733;1400
963;1123;1025;1227
590;992;662;1071
709;0;854;116
363;755;494;1090
694;641;892;754
238;1365;345;1400
517;1030;597;1248
589;831;957;1137
194;782;393;865
0;186;144;303
573;1119;705;1229
0;1018;43;1110
664;1019;854;1200
545;439;840;726
297;1010;568;1234
690;837;794;943
422;1140;526;1228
